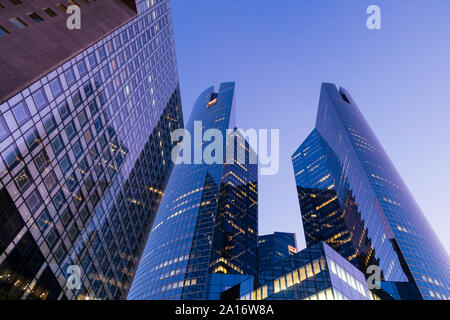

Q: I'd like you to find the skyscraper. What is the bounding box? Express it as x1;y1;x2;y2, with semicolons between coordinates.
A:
0;0;182;300
258;232;297;272
128;83;259;300
292;83;450;300
223;241;379;301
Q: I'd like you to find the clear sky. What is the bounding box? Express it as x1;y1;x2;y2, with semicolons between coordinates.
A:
171;0;450;252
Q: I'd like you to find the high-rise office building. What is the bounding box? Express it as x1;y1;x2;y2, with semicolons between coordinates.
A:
258;232;297;272
128;83;259;300
0;0;183;300
292;83;450;300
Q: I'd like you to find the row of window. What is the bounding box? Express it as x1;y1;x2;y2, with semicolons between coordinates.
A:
0;0;92;37
239;257;327;300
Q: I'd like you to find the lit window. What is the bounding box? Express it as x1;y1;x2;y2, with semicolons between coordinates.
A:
306;263;314;278
273;279;280;293
299;266;306;281
262;285;268;299
313;260;321;274
0;116;9;142
286;272;293;287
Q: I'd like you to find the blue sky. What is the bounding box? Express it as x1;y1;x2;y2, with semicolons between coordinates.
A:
171;0;450;251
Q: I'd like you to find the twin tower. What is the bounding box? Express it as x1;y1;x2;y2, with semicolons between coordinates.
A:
128;82;450;301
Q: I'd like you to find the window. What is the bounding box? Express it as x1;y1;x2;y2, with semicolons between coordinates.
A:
60;208;72;227
0;115;10;142
49;77;63;98
12;101;30;125
88;53;97;68
78;110;87;127
88;100;98;115
44;8;57;17
27;189;43;212
28;12;44;22
78;157;88;175
313;259;321;275
72;140;83;158
2;144;21;169
84;82;93;97
46;228;59;248
37;209;52;232
84;128;93;145
10;17;27;29
52;190;65;210
93;72;102;88
51;134;64;155
35;150;50;170
89;144;98;160
299;266;306;281
98;46;106;60
54;245;66;263
60;154;71;174
15;167;32;191
66;121;77;139
64;68;76;86
67;172;78;192
58;101;70;120
306;263;314;278
43;113;57;134
0;26;9;37
24;127;41;151
94;117;103;134
32;88;48;111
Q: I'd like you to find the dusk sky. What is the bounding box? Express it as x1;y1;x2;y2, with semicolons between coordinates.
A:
171;0;450;252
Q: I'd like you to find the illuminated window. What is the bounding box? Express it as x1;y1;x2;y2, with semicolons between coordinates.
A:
273;279;280;293
293;269;300;284
280;276;286;291
299;266;306;281
306;263;314;278
286;272;293;287
313;260;321;274
262;285;268;299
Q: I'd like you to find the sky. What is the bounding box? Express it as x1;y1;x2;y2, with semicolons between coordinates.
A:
170;0;450;252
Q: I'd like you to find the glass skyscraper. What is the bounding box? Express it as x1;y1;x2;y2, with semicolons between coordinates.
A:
292;83;450;300
0;0;182;300
258;232;297;272
128;82;259;300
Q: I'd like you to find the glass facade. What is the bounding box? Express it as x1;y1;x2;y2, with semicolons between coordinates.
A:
223;242;378;300
258;232;297;272
128;83;259;300
292;83;450;300
0;0;183;300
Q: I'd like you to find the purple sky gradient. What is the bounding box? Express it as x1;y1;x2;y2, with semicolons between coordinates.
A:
171;0;450;252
